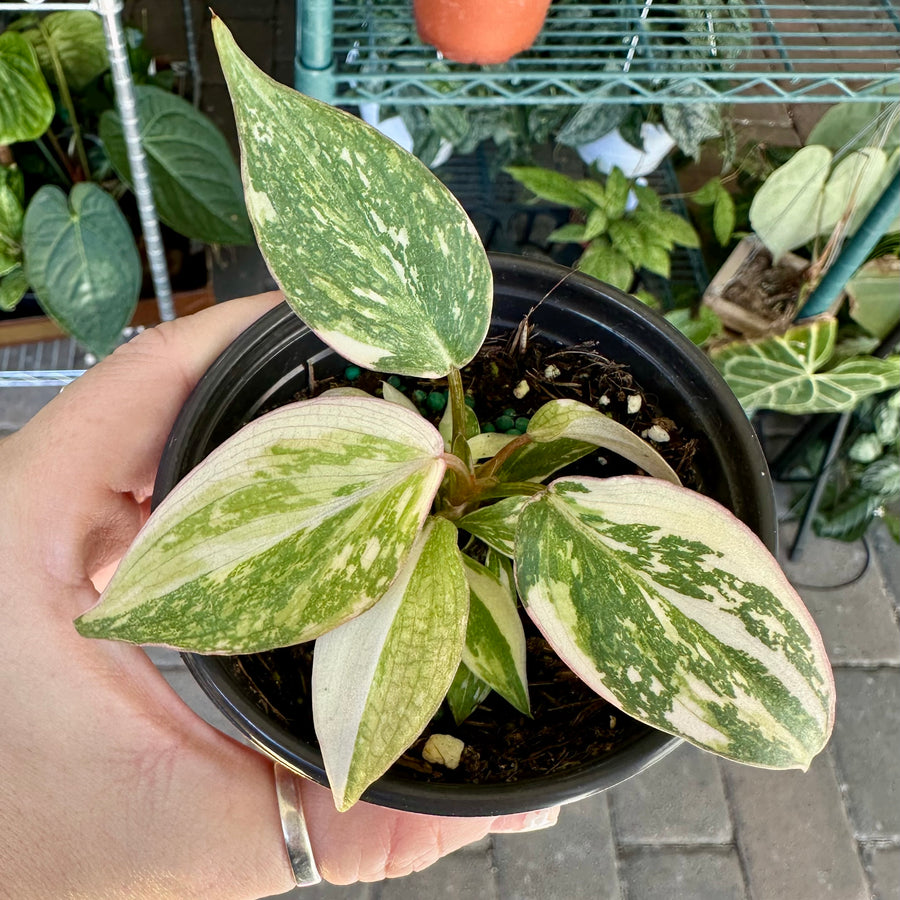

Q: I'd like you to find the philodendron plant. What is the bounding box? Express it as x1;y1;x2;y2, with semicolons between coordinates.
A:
75;18;835;812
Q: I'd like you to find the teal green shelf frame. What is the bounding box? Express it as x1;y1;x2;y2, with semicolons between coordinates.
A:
295;0;900;106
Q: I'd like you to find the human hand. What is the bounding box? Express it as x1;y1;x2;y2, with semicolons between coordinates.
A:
0;294;557;898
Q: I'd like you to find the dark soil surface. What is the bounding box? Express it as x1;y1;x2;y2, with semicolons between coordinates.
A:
229;323;706;785
721;246;807;323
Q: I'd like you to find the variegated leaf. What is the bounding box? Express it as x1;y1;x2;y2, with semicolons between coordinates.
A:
381;380;418;412
468;431;517;460
521;399;680;484
439;399;480;450
461;555;529;715
0;31;53;145
213;18;492;378
712;318;900;414
458;495;532;557
312;517;468;810
447;662;492;725
515;476;835;770
493;435;598;484
75;396;446;652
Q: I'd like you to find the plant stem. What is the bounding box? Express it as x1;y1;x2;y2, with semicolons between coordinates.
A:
474;433;532;481
447;367;467;449
39;21;92;182
39;133;76;184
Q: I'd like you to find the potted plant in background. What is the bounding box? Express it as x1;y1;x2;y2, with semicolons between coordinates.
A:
74;17;835;815
0;9;251;356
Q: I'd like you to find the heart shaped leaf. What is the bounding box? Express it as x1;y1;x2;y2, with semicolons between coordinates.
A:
100;85;252;245
516;476;835;771
75;396;447;652
20;11;109;90
712;318;900;414
22;183;141;356
313;517;468;810
461;555;529;715
0;31;54;144
212;17;491;378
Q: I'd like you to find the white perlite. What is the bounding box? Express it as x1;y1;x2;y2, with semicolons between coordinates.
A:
627;395;642;414
513;379;530;399
642;424;671;443
543;364;561;380
422;734;465;769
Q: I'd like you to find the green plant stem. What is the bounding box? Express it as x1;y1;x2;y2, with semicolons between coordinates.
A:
474;433;532;481
447;367;467;451
39;133;75;184
39;21;91;181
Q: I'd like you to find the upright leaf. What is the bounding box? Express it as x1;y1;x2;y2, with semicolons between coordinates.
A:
447;662;492;725
213;18;491;378
516;476;835;770
100;85;252;245
22;183;140;357
75;396;447;651
712;318;900;413
458;495;532;557
0;31;54;144
525;399;680;483
313;517;469;810
20;11;109;90
461;555;529;715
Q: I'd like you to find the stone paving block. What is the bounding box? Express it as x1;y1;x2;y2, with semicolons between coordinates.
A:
866;845;900;900
619;847;746;900
832;668;900;839
609;742;732;845
380;839;497;899
721;752;868;900
262;879;375;899
143;645;183;670
0;386;59;435
871;522;900;615
777;523;900;665
493;792;619;900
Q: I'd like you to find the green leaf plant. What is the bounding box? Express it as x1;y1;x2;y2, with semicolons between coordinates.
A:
506;164;701;291
75;18;836;811
0;10;251;355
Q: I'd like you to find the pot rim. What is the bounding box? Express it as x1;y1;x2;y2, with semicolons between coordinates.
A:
156;252;775;816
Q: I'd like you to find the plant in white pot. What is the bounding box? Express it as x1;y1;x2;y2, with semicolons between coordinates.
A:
75;18;835;813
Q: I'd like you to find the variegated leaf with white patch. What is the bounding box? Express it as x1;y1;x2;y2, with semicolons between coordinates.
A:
458;495;532;557
312;517;469;810
515;476;835;770
213;18;491;378
75;396;446;653
525;399;680;484
461;555;529;715
447;662;491;726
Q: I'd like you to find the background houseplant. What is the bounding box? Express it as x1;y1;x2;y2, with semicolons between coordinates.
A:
0;9;251;356
74;17;835;814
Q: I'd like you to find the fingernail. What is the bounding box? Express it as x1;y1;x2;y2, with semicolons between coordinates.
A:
520;808;557;832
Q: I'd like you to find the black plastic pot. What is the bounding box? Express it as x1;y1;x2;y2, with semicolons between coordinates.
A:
154;253;776;816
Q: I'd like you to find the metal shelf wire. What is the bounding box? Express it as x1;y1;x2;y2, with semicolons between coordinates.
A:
298;0;900;105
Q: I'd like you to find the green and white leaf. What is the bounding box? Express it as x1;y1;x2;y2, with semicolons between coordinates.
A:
380;380;419;413
461;555;529;715
526;399;680;483
0;265;27;311
712;318;900;414
0;31;54;145
818;148;887;237
22;183;140;357
515;476;835;770
750;145;833;261
458;495;532;557
493;434;597;484
579;239;633;291
100;85;252;245
75;396;447;652
468;431;517;460
213;18;491;378
20;11;109;90
505;165;592;210
312;517;468;810
447;662;492;725
438;399;480;449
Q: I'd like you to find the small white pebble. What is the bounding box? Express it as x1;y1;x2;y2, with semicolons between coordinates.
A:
642;425;670;443
513;379;530;399
627;395;642;414
597;455;608;465
543;364;561;380
598;394;611;406
422;734;465;769
609;715;617;728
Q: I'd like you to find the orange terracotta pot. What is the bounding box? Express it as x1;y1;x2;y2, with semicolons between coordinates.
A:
413;0;553;65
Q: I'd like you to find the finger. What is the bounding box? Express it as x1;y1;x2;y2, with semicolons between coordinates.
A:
491;806;560;832
8;292;282;593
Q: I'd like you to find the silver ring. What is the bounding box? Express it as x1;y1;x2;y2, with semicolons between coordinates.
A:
274;763;322;887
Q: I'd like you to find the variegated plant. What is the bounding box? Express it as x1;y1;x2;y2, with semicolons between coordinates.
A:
75;18;835;811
